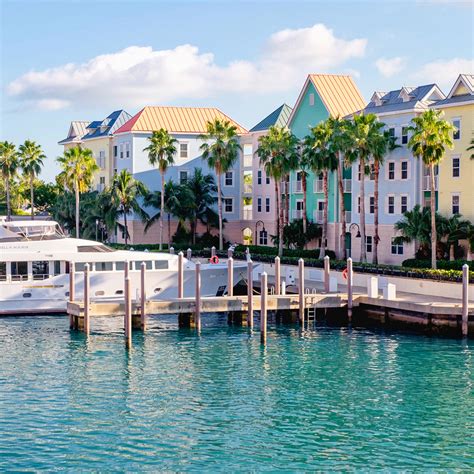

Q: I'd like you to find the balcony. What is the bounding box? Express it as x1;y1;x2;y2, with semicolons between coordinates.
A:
292;210;304;219
345;211;351;223
243;183;253;194
313;179;323;193
292;181;303;193
242;209;253;220
313;210;324;223
343;179;352;193
423;175;439;191
243;155;253;168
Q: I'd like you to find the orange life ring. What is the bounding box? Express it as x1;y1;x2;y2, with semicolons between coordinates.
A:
210;255;219;264
342;268;348;280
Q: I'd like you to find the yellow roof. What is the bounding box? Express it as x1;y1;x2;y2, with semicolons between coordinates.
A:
115;106;247;134
309;74;366;117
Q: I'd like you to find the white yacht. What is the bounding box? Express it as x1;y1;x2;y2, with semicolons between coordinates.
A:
0;219;251;315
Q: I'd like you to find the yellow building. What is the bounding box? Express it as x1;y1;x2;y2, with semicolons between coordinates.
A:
58;110;131;191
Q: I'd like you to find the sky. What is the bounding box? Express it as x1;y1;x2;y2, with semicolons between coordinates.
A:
1;0;473;182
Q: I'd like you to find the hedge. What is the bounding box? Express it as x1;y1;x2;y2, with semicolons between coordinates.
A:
402;259;473;271
234;245;336;260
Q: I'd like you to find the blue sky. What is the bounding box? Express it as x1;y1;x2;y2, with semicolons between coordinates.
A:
1;0;473;182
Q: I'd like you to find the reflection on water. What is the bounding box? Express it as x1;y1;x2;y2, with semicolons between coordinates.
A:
0;315;473;470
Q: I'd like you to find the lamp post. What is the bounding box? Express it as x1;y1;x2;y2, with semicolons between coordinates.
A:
349;223;361;238
255;220;266;246
95;219;99;242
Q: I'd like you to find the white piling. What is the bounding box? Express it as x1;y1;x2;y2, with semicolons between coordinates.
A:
69;261;75;329
324;255;330;293
195;261;201;332
170;247;175;255
178;252;184;298
247;260;254;328
275;256;281;296
462;264;469;337
347;257;353;321
227;257;234;297
211;246;216;258
281;280;286;295
124;276;132;349
228;247;233;258
187;248;192;260
260;272;268;344
83;263;90;335
140;262;146;331
298;258;305;325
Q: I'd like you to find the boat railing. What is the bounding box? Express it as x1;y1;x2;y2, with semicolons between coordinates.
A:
33;274;50;281
11;275;29;282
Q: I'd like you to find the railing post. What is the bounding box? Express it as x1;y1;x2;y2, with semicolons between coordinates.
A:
298;258;305;325
245;247;250;262
187;248;192;260
228;247;233;258
347;257;353;322
227;257;234;297
247;260;254;328
169;247;175;255
324;255;330;293
275;256;281;296
140;262;146;331
195;261;201;332
84;263;90;335
124;275;131;349
462;264;469;337
178;252;184;299
260;272;267;345
69;261;75;329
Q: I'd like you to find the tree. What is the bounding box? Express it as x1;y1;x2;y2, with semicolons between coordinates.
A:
305;121;338;259
199;119;241;251
281;219;322;249
351;114;383;263
467;137;474;159
110;170;149;246
18;140;45;220
408;109;454;269
394;204;432;258
144;129;177;250
298;141;312;235
0;141;19;220
437;214;471;261
57;146;98;238
256;126;299;257
32;181;61;213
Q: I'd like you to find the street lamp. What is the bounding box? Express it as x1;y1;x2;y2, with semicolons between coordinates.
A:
255;220;266;245
95;219;99;242
349;222;361;238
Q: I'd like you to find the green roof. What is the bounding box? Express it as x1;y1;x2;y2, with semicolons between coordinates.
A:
250;104;292;132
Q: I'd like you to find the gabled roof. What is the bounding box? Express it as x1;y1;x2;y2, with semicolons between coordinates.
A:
58;121;89;145
433;74;474;108
115;106;247;135
82;110;132;140
249;104;293;132
288;74;366;126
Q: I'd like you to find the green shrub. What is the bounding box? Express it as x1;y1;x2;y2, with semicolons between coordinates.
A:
402;259;473;271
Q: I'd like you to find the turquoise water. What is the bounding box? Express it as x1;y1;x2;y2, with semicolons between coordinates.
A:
0;315;473;471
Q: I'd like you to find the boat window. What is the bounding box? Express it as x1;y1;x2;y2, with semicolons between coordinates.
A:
95;262;113;271
115;262;132;271
77;244;114;253
11;262;28;281
95;290;105;296
54;261;61;275
154;261;168;270
33;261;49;280
75;263;92;272
0;262;6;282
134;261;153;270
23;293;32;298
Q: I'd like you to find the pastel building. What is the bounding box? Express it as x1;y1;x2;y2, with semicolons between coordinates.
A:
239;104;293;246
287;74;366;256
350;84;446;264
59;110;132;191
112;106;247;244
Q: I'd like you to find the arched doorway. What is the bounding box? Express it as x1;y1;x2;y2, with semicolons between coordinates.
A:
242;227;253;245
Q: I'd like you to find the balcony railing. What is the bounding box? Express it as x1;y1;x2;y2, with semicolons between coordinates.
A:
313;210;324;223
343;179;352;193
242;209;253;220
292;210;304;219
314;180;323;193
243;183;252;194
423;175;439;191
292;181;303;193
243;155;253;168
344;211;351;223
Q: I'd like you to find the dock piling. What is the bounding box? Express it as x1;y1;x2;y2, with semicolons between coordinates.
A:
227;257;234;297
178;252;184;298
298;258;305;325
211;246;216;258
247;260;254;328
275;256;281;295
260;272;268;344
187;248;192;260
170;247;175;255
69;261;75;329
324;255;330;293
124;276;132;349
462;264;469;337
140;262;146;331
347;258;353;321
195;261;201;331
84;263;90;335
228;247;233;258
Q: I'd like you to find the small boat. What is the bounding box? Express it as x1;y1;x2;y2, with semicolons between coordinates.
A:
0;218;252;315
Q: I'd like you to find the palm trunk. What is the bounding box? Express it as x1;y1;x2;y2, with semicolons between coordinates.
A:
159;172;165;250
75;183;80;239
123;205;129;246
373;161;380;265
278;180;284;256
30;171;35;220
449;243;455;261
274;179;280;249
337;154;346;260
285;176;290;225
168;213;171;247
430;163;437;269
321;170;328;259
5;176;11;221
217;172;223;251
302;172;307;234
359;158;367;263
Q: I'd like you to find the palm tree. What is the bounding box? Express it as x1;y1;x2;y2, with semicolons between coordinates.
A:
437;214;471;261
298;144;311;235
352;114;383;263
408;109;454;269
305;121;338;259
256;126;299;256
110;170;149;246
0;141;19;220
467;137;474;159
199;119;241;251
144;129;177;250
18;140;45;220
394;204;432;258
57;146;99;238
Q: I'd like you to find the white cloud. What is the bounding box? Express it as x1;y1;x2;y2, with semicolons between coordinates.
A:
375;57;406;77
412;58;474;89
7;24;367;110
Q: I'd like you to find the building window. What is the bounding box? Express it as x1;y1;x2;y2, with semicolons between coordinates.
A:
389;127;395;138
120;144;124;159
99;176;105;185
259;230;268;245
453;119;461;140
266;173;270;185
388;196;395;214
309;93;315;106
358;163;361;181
257;197;262;213
113;146;118;158
388;162;395;180
125;143;130;158
452;157;460;177
391;238;403;255
257;170;262;185
180;143;188;159
369;164;375;180
243;144;253;155
401;127;408;145
179;171;188;184
224;171;233;186
265;197;270;213
357;196;361;214
401;161;408;180
401;195;408;214
369;196;375;214
366;236;373;253
223;198;233;213
452;195;460;215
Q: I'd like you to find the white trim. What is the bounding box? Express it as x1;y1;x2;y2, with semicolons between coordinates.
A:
223;197;234;214
452;155;461;178
446;74;474;99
